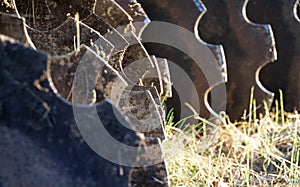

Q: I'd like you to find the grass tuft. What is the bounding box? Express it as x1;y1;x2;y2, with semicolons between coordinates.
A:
163;102;300;186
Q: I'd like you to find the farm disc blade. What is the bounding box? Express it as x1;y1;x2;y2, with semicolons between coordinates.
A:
140;0;277;120
0;0;170;186
0;36;169;187
247;0;300;112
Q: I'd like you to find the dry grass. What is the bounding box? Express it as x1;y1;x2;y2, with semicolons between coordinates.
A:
163;100;300;186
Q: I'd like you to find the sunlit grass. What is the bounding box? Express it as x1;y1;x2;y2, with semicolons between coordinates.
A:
163;94;300;186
